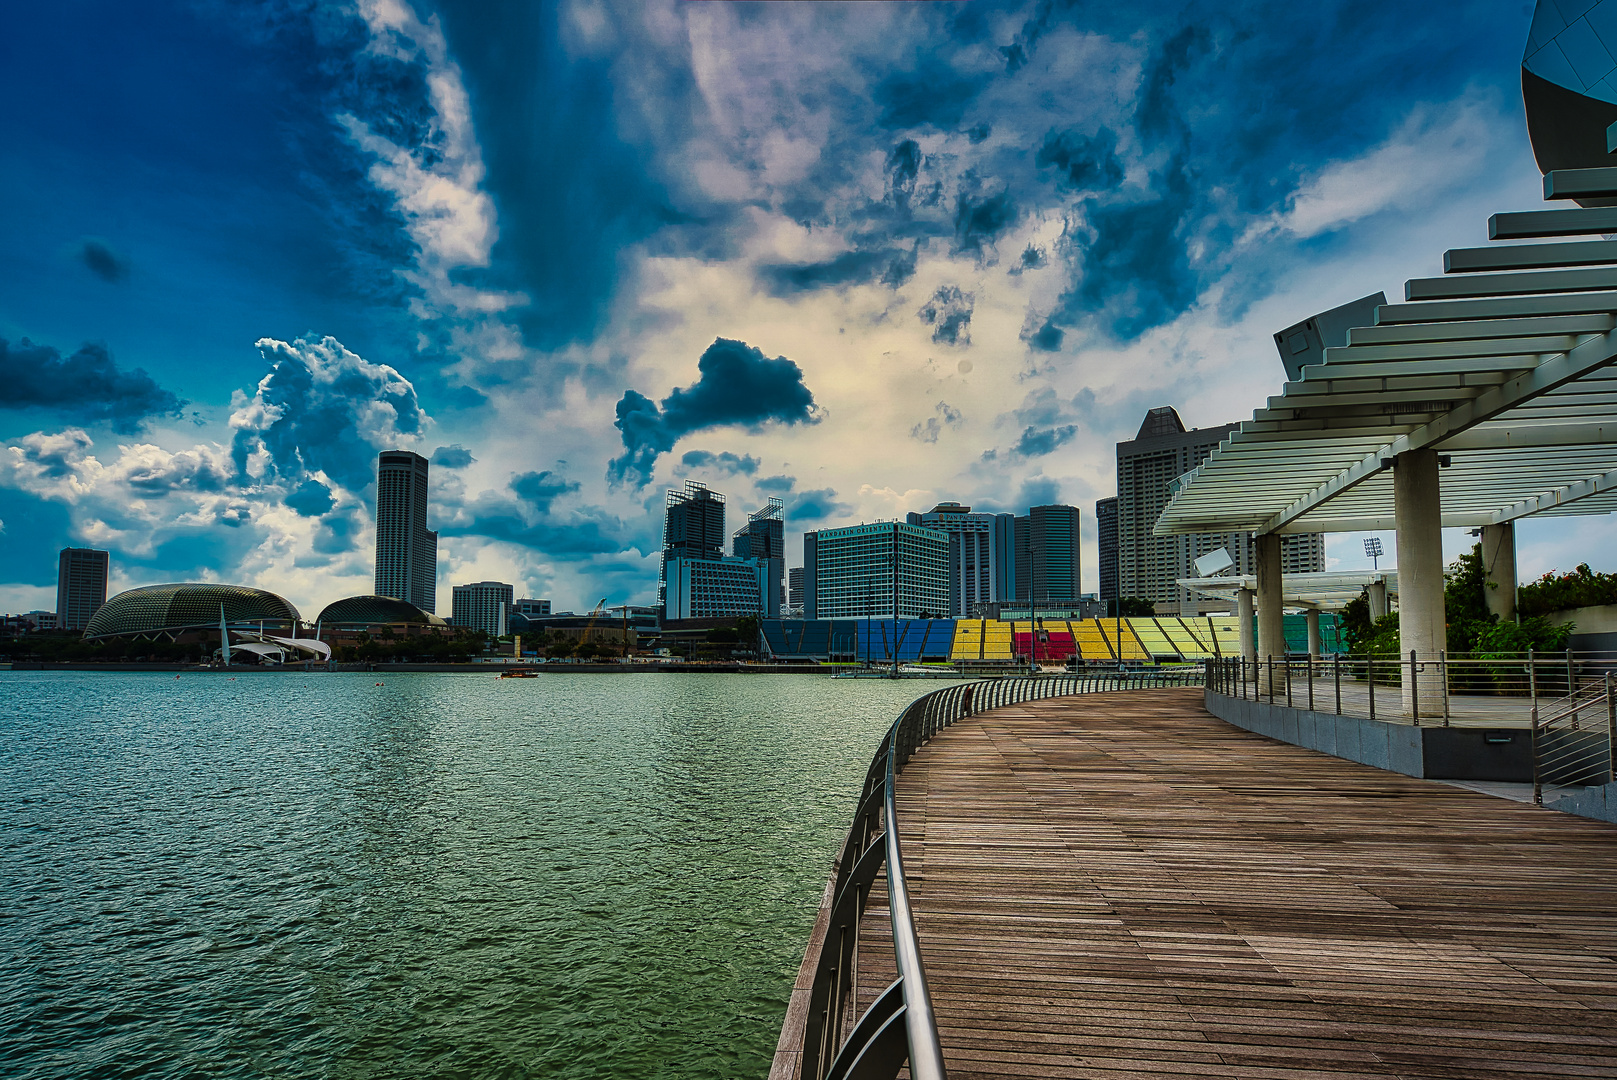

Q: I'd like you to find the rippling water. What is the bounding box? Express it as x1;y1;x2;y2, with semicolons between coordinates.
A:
0;671;929;1079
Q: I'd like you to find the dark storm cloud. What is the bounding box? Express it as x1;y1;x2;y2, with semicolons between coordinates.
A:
917;286;973;346
954;187;1017;255
442;469;629;557
789;487;849;524
432;445;476;468
1013;424;1078;457
609;338;821;487
761;247;919;296
874;56;985;129
887;139;922;207
1036;128;1124;191
681;450;760;476
284;479;335;517
0;338;184;433
1137;24;1211;143
78;238;129;282
757;474;796;494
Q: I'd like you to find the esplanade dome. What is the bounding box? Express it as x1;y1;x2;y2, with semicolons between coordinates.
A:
315;594;447;627
84;583;301;640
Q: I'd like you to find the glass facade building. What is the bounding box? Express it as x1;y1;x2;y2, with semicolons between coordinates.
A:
451;581;513;636
1095;497;1119;604
663;556;767;620
904;502;1015;617
803;521;949;620
731;498;785;616
56;547;109;631
661;480;727;615
374;451;438;614
1013;505;1083;606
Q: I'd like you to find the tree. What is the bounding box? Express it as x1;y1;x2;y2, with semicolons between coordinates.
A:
1111;597;1155;617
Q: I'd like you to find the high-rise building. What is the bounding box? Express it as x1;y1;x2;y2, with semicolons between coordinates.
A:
904;502;1016;616
803;521;949;620
664;557;768;620
56;547;108;631
787;567;804;609
513;598;551;618
1116;407;1324;613
1012;505;1083;606
731;498;785;616
1095;497;1119;604
661;480;727;615
452;581;513;636
374;450;438;613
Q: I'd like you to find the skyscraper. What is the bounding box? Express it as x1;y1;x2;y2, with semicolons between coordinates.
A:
1095;497;1119;605
1012;505;1083;606
905;502;1015;616
661;480;727;616
803;521;949;620
732;497;785;616
1116;407;1323;613
56;547;108;630
451;581;512;636
374;450;438;613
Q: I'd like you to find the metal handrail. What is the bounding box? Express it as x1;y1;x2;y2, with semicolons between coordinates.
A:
798;668;1204;1080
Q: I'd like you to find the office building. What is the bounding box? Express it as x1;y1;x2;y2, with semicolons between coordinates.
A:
661;480;727;615
732;498;785;616
803;521;949;620
513;598;551;619
788;567;804;609
1013;505;1082;606
1095;497;1119;604
664;556;768;620
1116;407;1323;613
56;547;109;630
451;581;513;636
374;450;438;613
905;502;1016;616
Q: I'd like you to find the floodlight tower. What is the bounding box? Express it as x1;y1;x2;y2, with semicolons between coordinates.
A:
1364;537;1383;570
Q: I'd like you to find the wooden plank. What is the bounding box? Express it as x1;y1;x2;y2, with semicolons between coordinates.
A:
882;688;1617;1079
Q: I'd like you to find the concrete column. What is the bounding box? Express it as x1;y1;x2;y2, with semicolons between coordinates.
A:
1255;532;1285;692
1394;449;1446;717
1305;609;1322;663
1237;588;1255;664
1367;578;1388;621
1481;521;1517;625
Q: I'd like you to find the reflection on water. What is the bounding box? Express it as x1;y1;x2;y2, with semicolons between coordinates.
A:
0;672;927;1079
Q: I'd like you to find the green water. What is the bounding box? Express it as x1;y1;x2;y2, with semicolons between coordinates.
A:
0;672;929;1079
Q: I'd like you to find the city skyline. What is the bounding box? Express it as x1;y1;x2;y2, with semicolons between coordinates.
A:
4;1;1613;619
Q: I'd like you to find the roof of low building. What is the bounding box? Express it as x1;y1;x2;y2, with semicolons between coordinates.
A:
315;594;448;627
85;583;300;640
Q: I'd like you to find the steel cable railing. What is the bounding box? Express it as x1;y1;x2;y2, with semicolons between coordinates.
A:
797;668;1203;1080
1533;674;1617;804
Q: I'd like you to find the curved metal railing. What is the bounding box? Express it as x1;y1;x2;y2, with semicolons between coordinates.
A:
797;668;1204;1080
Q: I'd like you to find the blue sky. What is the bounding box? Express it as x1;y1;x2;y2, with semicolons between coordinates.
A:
2;0;1606;617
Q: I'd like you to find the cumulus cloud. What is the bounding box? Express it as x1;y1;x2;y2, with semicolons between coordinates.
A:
77;238;129;283
609;338;821;487
789;487;849;524
1014;424;1079;457
0;339;185;433
438;469;627;556
230;334;428;492
681;449;761;475
917;286;973;346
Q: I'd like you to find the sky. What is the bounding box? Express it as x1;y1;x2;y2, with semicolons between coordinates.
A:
2;0;1607;619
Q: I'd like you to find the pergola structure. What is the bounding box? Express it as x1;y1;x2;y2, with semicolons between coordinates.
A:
1159;167;1617;713
1177;571;1397;660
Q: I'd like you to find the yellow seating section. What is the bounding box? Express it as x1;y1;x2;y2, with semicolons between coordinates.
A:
1154;617;1211;659
1208;616;1243;655
1073;620;1114;661
950;619;987;660
981;620;1014;660
1130;618;1178;659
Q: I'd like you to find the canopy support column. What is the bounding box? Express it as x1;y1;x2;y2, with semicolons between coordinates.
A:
1482;522;1517;625
1394;449;1446;717
1237;588;1255;665
1256;532;1284;692
1367;578;1389;621
1305;610;1323;664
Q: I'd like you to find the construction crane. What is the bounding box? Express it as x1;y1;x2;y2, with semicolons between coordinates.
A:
582;598;608;645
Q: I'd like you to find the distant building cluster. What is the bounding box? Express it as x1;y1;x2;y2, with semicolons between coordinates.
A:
8;395;1333;649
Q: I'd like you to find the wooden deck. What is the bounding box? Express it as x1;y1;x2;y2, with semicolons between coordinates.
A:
876;688;1617;1079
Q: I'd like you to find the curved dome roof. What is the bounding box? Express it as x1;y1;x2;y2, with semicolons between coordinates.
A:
85;583;301;640
316;594;448;627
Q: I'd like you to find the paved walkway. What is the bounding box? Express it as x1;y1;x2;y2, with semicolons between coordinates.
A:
878;688;1617;1079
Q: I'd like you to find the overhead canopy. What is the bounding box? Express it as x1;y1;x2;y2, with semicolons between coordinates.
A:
1157;179;1617;537
1177;571;1397;612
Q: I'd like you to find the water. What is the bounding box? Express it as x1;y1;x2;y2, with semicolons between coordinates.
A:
0;671;929;1079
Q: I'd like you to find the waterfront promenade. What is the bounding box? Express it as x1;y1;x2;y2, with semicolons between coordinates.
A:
856;688;1617;1078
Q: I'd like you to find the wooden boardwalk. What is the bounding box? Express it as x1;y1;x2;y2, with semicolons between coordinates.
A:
874;688;1617;1079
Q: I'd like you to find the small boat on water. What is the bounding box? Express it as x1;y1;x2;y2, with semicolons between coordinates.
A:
498;668;538;678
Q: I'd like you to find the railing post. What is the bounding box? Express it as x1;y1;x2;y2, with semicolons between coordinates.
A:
1529;647;1538;718
1368;651;1376;723
1607;672;1615;786
1334;652;1341;716
1307;657;1314;712
1567;647;1576;697
1441;651;1450;727
1409;649;1420;728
